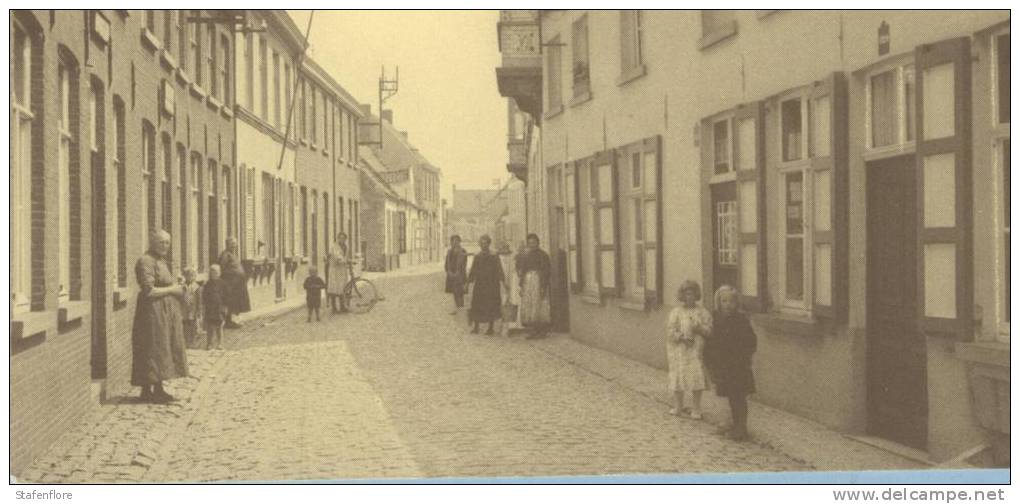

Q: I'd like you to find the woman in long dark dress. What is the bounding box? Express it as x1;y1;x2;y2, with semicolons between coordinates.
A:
445;235;468;315
467;235;504;335
704;285;757;441
218;237;251;329
518;233;552;339
131;230;189;403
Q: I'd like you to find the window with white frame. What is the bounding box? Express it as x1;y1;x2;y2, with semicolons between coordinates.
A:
272;50;280;127
620;10;643;75
58;61;73;300
12;18;35;311
776;90;831;310
867;63;916;150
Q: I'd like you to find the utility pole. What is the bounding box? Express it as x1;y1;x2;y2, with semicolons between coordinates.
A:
378;66;399;148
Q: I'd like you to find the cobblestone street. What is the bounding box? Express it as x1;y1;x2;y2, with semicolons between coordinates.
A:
20;267;925;483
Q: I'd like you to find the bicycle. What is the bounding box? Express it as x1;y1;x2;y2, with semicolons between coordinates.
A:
341;259;381;314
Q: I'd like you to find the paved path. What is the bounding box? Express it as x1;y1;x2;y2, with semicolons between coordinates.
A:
19;266;921;483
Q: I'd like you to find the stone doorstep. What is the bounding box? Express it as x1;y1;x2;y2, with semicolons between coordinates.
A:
530;334;924;472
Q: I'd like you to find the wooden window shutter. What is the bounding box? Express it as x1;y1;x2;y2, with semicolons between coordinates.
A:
915;37;973;340
643;135;663;306
569;161;584;293
592;149;620;296
732;102;768;312
810;72;849;321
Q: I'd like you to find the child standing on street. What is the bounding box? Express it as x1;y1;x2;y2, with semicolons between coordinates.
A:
181;267;202;349
304;266;327;322
203;265;227;350
705;285;757;441
665;280;712;420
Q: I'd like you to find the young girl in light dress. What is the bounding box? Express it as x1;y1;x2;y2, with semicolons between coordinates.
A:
666;280;713;419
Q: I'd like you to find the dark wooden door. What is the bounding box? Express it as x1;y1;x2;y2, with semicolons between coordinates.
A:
711;181;738;294
866;155;927;449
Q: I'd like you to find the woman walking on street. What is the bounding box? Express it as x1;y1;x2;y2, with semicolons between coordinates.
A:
218;237;251;329
327;232;351;314
467;235;504;335
131;229;189;403
445;235;469;315
518;233;552;339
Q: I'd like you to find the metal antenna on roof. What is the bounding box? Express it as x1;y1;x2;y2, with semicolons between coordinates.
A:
379;65;400;148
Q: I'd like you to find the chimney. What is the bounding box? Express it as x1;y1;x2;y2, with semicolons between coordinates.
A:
381;109;393;124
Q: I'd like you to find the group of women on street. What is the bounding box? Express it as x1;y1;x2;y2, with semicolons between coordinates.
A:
445;233;551;339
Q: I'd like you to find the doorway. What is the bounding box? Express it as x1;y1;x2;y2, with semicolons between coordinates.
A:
866;155;927;450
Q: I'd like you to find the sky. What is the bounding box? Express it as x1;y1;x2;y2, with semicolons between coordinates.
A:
287;10;511;202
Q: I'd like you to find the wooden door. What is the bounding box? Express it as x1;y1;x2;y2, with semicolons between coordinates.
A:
866;155;927;449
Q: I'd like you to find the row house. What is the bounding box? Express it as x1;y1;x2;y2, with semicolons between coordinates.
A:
359;148;424;272
359;110;444;268
10;9;237;472
293;59;365;283
232;10;305;307
496;10;1009;465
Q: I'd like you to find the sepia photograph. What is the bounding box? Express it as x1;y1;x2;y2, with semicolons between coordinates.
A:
6;6;1011;492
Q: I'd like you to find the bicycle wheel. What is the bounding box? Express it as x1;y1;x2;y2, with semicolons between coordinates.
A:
344;277;378;313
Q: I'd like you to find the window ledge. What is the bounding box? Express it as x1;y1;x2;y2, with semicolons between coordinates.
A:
569;89;593;108
112;287;130;311
207;96;223;111
544;104;565;121
617;64;647;87
698;21;738;51
323;149;329;158
863;143;916;162
159;49;178;71
190;83;207;100
141;28;161;52
300;139;309;146
58;300;90;326
956;341;1009;368
751;311;834;337
221;106;234;119
11;310;55;340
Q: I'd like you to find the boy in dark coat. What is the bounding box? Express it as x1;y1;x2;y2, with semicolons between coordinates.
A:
304;266;327;322
705;285;757;441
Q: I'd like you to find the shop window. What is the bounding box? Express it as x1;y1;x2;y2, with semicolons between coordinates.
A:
781;98;802;162
11;18;35;311
572;16;590;100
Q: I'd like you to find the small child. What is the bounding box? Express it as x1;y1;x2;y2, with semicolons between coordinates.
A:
203;265;227;351
665;280;712;420
304;266;327;322
705;285;757;441
180;267;202;349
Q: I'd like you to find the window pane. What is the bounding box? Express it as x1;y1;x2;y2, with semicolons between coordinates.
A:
923;243;957;318
782;99;802;161
633;198;643;241
871;70;897;147
631;152;642;188
923;153;956;228
740;244;757;296
786;172;804;235
714;120;730;174
597;164;613;203
644;200;657;243
738;180;757;233
786;237;804;301
643;152;657;196
736;118;756;170
922;63;955;140
814;243;832;305
904;65;916;141
998;33;1010;124
813;170;831;232
811;95;831;157
599;207;615;246
716;201;737;266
